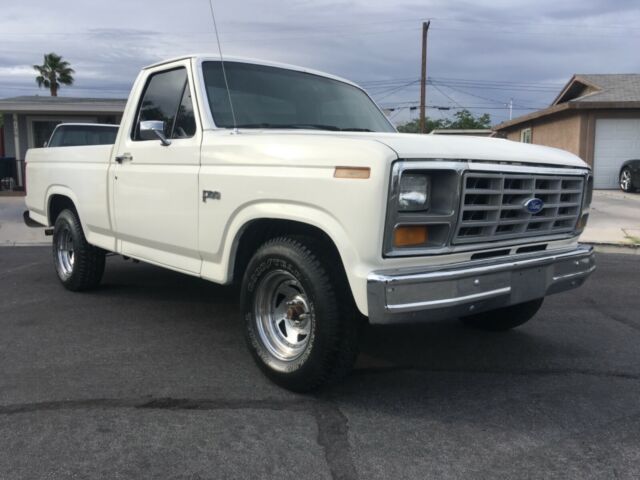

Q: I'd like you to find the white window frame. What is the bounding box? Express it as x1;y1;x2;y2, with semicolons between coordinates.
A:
520;127;532;144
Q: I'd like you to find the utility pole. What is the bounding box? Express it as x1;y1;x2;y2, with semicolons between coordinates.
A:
508;98;513;120
419;20;430;134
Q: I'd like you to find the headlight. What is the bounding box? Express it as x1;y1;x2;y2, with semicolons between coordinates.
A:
398;173;430;211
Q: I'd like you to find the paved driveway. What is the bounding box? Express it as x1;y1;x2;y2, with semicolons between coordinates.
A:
582;190;640;246
0;196;49;246
1;247;639;479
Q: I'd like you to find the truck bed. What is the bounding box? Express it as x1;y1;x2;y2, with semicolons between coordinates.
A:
25;144;115;250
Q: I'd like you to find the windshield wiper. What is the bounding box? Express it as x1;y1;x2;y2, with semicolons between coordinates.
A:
234;123;340;131
234;123;374;132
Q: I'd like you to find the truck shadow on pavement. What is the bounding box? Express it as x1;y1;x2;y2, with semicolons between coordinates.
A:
92;256;603;393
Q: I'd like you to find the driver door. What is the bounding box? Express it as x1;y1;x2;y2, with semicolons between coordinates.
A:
112;63;202;273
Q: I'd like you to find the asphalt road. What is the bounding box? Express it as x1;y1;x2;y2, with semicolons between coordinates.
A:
1;247;639;480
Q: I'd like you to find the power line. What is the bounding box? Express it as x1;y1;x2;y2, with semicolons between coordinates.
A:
382;102;541;111
430;79;558;92
432;81;546;109
430;83;463;109
432;76;562;87
374;80;421;101
361;77;562;94
364;81;560;91
359;78;419;88
430;81;509;106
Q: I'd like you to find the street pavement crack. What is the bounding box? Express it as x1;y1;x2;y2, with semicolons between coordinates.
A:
353;366;640;380
0;395;360;480
583;296;640;334
0;397;314;416
312;401;359;480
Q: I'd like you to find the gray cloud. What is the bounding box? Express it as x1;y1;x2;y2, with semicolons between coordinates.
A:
0;0;638;125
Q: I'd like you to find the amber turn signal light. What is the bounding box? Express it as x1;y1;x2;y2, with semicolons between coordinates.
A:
394;225;428;247
334;167;370;179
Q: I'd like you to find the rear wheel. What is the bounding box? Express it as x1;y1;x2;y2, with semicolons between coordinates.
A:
52;209;105;291
241;236;360;392
460;298;544;331
620;167;635;192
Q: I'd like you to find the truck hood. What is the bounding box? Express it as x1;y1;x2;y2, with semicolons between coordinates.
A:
205;129;589;170
230;130;589;169
363;132;589;169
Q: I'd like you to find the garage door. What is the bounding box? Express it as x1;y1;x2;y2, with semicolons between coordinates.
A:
593;118;640;189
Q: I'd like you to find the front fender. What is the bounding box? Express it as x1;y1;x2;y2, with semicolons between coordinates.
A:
200;201;370;315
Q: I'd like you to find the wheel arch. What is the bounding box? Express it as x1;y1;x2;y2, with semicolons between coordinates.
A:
47;188;80;226
620;159;640;175
232;218;345;282
221;207;366;314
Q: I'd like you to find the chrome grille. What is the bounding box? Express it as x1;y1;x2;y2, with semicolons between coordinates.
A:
453;172;584;244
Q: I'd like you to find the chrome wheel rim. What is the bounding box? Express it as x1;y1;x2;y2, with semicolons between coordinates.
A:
620;170;631;191
56;227;75;278
254;270;313;362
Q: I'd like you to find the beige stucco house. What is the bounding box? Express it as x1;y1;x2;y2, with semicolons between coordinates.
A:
494;74;640;188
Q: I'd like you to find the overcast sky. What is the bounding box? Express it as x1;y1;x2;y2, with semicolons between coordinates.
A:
1;0;638;125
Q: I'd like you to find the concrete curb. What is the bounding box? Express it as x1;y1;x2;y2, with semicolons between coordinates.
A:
582;242;640;255
0;241;51;247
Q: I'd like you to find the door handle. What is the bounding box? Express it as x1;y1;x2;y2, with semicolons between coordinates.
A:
115;153;133;164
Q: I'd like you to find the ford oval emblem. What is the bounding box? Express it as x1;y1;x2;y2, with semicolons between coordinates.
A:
524;198;545;214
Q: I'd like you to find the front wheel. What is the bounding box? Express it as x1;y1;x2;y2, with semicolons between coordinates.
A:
241;237;360;392
460;298;544;331
620;167;635;192
52;209;105;291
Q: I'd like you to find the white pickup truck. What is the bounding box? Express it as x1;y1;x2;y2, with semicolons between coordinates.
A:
25;55;595;391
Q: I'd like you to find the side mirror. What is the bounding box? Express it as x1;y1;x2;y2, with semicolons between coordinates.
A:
139;120;171;146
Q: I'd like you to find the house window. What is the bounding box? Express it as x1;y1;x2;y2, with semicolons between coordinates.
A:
520;128;532;143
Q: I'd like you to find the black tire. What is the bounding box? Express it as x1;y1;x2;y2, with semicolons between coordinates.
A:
52;209;105;291
460;298;544;331
620;167;636;192
241;236;360;392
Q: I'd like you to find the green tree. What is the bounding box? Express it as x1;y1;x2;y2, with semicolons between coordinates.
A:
33;53;75;97
397;117;447;133
447;109;491;129
397;109;491;133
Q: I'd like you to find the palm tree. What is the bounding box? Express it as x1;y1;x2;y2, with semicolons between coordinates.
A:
33;53;75;97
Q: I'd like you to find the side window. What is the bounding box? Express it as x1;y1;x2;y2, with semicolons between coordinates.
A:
133;67;196;140
173;83;196;138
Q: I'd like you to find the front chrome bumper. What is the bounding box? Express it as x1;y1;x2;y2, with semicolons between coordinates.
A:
367;244;595;324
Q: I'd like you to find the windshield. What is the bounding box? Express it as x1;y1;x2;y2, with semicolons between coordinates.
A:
202;61;395;132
